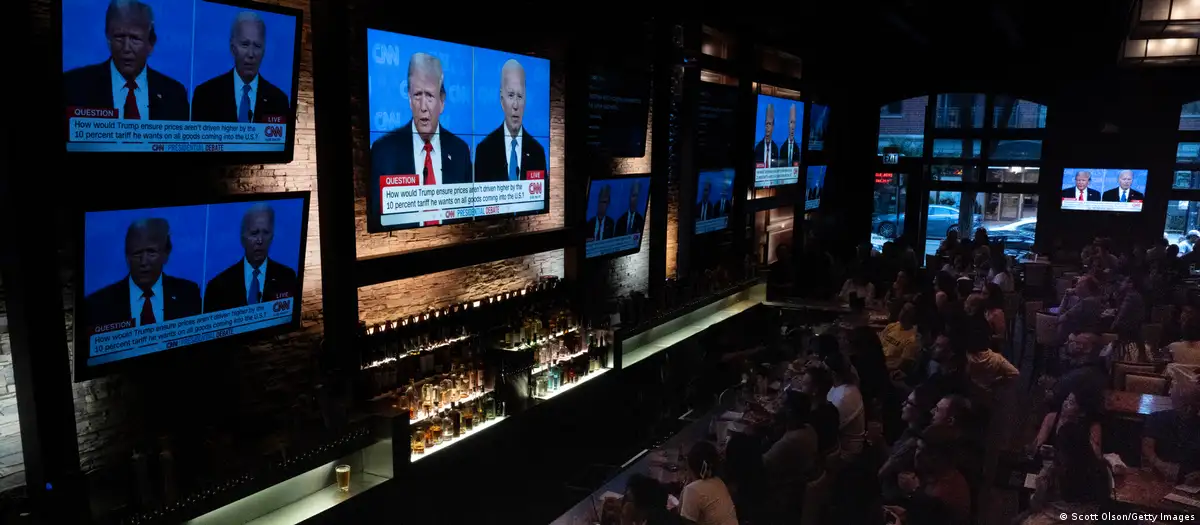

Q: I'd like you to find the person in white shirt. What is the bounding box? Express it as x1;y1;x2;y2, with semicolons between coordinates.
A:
679;441;739;525
823;353;866;458
838;273;876;306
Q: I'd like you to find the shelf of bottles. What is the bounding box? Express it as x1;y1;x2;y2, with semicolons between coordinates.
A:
410;397;507;462
529;326;614;401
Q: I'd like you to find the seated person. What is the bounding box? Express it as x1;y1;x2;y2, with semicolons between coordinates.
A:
880;303;921;378
1109;276;1146;341
988;256;1015;293
886;423;972;525
761;393;819;523
823;352;866;459
1056;276;1105;345
1017;422;1112;525
1051;333;1108;401
962;317;1019;395
679;442;739;525
796;367;842;455
909;332;972;399
1168;315;1200;366
839;271;876;306
884;271;917;321
981;282;1008;342
617;474;683;525
1143;382;1200;483
1033;387;1103;459
880;385;941;500
722;433;765;525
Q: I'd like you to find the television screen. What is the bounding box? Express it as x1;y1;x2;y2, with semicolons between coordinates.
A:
585;67;651;157
808;103;828;151
365;30;551;232
76;192;309;378
696;82;738;170
695;169;734;235
805;166;826;211
1060;168;1148;212
584;176;651;259
754;94;803;188
61;0;302;156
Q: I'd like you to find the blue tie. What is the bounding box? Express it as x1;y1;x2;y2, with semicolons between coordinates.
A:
248;268;261;304
1121;191;1127;203
509;138;519;181
239;84;253;123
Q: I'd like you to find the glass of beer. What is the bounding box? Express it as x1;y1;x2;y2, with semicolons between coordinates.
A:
335;465;351;493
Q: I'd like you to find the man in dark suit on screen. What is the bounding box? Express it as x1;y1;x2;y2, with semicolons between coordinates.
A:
1061;170;1101;201
84;219;201;330
715;186;732;218
754;103;780;168
696;181;715;222
474;60;547;182
191;12;291;123
779;104;802;167
63;0;189;121
203;204;299;313
587;184;615;241
369;53;473;229
1102;170;1144;203
614;181;644;237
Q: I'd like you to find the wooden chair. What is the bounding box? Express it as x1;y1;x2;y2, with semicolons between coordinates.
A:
1112;362;1158;390
1123;372;1170;396
1142;323;1164;349
1151;305;1177;325
801;471;832;525
1032;311;1059;385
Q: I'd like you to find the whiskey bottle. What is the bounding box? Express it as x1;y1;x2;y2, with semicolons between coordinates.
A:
441;409;454;442
412;427;425;455
429;413;443;445
423;421;435;448
449;403;461;438
484;394;496;421
462;401;474;432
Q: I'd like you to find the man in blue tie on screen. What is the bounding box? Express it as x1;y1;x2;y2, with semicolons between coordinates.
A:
63;0;189;121
1102;170;1145;203
587;184;615;241
203;204;299;313
475;59;548;182
84;219;201;332
780;104;802;167
696;181;713;222
191;12;292;123
614;181;645;237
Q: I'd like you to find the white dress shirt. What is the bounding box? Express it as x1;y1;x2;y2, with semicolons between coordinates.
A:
244;258;267;302
503;125;523;177
784;138;795;166
111;62;149;120
128;275;164;326
411;122;443;184
234;73;260;120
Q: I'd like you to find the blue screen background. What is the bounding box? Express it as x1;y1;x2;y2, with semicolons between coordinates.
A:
84;205;209;297
807;165;827;191
190;1;297;104
586;177;651;222
808;103;829;151
201;199;305;299
62;0;193;91
696;169;734;205
754;94;804;154
1061;168;1148;194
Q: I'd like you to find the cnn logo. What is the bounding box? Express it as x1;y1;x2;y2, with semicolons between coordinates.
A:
264;126;284;138
528;181;543;195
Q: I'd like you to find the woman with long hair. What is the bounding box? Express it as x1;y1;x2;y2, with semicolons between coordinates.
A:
679;441;738;525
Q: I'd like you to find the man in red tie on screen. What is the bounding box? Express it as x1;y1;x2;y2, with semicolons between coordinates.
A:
754;104;780;168
202;204;299;313
369;53;473;229
587;184;615;241
1061;170;1100;201
63;0;189;121
190;12;292;123
84;219;201;332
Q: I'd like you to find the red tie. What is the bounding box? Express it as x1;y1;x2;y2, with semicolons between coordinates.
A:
422;141;437;226
124;80;141;120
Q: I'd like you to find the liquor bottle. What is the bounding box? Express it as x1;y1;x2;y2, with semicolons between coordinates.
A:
449;403;461;438
441;409;454;441
461;401;474;432
412;427;425;455
484;394;496;421
423;421;435;448
404;379;418;420
430;412;443;445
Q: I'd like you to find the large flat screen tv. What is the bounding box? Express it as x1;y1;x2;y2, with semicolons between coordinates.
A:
585;175;651;259
365;30;551;232
753;94;803;188
695;169;734;235
585;66;651;158
1060;168;1148;212
75;192;310;380
808;103;828;151
805;165;826;211
60;0;303;160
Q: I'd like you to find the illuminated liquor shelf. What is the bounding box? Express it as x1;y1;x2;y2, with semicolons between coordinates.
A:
530;346;593;376
360;334;473;370
411;416;508;462
532;367;610;401
409;388;494;425
496;326;580;353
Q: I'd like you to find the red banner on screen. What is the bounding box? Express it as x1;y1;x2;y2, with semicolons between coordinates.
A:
69;107;118;119
261;115;286;124
380;175;420;189
525;170;545;180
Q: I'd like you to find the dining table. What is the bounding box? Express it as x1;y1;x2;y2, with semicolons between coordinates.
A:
1113;468;1200;515
1105;389;1173;420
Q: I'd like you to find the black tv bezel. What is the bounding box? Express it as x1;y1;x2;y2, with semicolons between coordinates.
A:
56;0;305;165
583;173;652;261
358;25;553;234
72;190;312;382
694;168;736;236
752;92;804;190
1057;167;1150;214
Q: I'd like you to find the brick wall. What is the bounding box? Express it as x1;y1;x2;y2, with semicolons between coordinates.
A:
2;0;325;489
878;96;928;135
